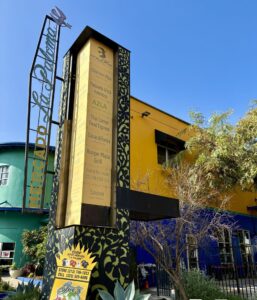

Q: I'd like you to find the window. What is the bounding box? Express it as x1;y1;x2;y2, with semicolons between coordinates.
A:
238;230;253;266
155;130;185;166
157;145;177;165
218;228;233;265
0;242;15;266
186;235;199;270
0;165;9;186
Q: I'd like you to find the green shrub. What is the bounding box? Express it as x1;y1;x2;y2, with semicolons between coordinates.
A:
182;270;244;300
226;295;245;300
21;226;47;275
4;290;40;300
21;226;47;265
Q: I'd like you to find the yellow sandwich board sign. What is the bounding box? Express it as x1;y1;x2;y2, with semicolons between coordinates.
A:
49;245;96;300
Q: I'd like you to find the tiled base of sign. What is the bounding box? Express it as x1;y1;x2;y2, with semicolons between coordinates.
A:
41;209;130;300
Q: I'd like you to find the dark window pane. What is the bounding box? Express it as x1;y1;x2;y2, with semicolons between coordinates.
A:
0;259;12;265
2;243;15;251
167;149;176;161
220;254;225;263
225;244;231;253
226;256;232;263
224;229;229;241
157;146;166;164
238;231;244;244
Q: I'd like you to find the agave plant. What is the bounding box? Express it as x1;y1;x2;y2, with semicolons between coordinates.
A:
4;280;41;300
98;281;151;300
16;280;41;294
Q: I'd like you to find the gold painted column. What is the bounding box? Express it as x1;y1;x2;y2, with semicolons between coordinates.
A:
65;38;115;226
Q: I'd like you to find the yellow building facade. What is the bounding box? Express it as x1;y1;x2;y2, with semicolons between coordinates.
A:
130;96;257;216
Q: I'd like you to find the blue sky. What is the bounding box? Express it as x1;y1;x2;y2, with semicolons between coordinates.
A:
1;0;257;143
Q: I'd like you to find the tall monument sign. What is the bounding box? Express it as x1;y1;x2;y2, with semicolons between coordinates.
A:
26;7;181;300
41;27;130;299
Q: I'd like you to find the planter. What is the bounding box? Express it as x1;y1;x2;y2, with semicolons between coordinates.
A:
9;268;22;278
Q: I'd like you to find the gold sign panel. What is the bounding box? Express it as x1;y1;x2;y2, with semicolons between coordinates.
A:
49;245;97;300
65;38;114;226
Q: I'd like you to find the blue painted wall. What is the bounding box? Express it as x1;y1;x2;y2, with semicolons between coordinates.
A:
134;211;257;270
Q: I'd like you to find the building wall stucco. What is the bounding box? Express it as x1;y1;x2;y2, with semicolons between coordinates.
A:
0;144;54;266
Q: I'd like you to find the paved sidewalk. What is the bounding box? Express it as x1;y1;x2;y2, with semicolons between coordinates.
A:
142;287;174;300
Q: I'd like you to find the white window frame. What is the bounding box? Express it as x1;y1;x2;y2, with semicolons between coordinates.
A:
0;165;9;186
0;242;15;265
238;230;254;266
218;228;234;265
186;234;199;270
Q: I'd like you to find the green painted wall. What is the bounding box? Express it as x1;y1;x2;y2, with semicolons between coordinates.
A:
0;145;54;266
0;211;46;266
0;147;54;208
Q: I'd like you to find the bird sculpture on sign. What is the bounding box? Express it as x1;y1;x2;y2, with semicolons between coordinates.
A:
50;6;72;29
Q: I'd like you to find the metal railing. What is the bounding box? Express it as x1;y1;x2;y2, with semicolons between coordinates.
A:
156;265;172;297
208;264;257;299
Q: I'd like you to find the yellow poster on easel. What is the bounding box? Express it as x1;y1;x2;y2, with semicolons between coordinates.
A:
49;245;97;300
